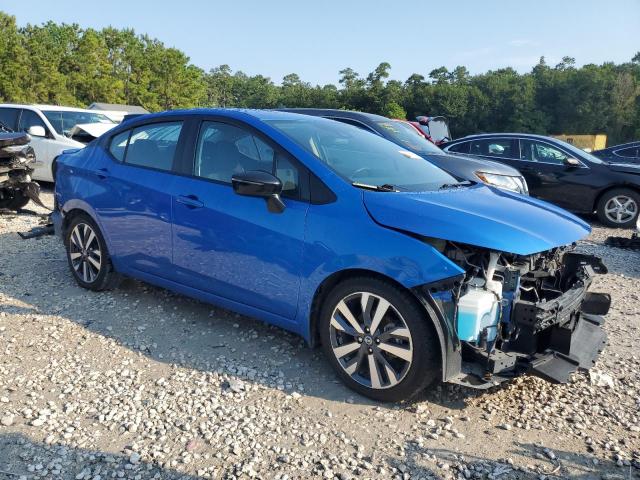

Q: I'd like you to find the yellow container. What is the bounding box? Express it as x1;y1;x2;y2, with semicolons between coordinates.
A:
551;134;607;152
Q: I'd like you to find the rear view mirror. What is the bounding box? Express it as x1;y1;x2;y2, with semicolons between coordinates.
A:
232;170;285;213
564;157;580;167
27;126;46;137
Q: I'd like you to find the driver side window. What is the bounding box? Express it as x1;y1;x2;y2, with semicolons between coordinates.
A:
194;121;302;199
18;110;47;134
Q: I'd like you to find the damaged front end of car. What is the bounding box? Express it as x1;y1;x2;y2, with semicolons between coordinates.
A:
415;241;610;389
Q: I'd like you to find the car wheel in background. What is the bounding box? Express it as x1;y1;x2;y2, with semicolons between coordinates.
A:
65;214;120;291
597;188;640;228
319;277;439;402
0;191;29;210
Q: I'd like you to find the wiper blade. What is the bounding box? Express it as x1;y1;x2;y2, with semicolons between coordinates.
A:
439;181;473;190
352;182;399;192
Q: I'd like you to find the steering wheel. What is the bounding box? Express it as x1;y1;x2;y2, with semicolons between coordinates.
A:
351;167;372;178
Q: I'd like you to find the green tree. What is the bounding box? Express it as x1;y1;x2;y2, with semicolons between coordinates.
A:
0;12;29;102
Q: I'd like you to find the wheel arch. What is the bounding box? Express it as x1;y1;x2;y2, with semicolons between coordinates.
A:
59;200;109;249
307;268;450;379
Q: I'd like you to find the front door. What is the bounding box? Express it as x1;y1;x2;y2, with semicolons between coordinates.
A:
170;119;308;319
514;139;592;210
17;109;56;181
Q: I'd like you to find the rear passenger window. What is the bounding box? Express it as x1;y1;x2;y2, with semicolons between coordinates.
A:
117;122;183;171
470;139;517;158
447;142;470;154
109;130;130;161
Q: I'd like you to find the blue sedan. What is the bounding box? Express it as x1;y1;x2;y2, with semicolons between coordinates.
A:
54;109;609;401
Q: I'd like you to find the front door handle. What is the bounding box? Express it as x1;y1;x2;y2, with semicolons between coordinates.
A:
176;194;204;209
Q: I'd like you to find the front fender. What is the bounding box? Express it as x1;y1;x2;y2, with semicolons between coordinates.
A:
295;200;464;341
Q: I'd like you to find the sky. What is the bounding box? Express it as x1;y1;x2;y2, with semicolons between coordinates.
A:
4;0;640;85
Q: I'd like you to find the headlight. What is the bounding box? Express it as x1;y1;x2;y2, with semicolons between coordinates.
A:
475;172;528;195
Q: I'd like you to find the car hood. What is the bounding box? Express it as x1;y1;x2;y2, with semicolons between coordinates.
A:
606;162;640;174
363;184;590;255
422;153;523;177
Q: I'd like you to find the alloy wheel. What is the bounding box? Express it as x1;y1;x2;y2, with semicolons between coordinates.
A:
604;195;637;224
69;223;102;283
329;292;413;390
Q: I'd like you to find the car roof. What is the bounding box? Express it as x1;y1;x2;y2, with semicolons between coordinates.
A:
277;108;391;123
0;103;106;114
450;132;563;142
122;108;336;123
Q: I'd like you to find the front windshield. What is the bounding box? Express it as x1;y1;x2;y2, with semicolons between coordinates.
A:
375;120;444;156
554;138;605;164
265;117;457;192
42;110;115;137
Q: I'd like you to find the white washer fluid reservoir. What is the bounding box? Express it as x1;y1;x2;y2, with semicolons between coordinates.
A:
456;284;502;343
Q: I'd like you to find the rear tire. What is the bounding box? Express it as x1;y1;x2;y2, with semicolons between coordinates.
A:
319;276;440;402
597;188;640;228
65;214;120;291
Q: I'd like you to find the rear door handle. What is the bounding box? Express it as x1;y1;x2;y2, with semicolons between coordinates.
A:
95;167;109;179
176;194;204;209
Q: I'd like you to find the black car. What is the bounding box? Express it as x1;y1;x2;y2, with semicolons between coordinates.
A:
442;133;640;228
277;109;528;195
593;141;640;164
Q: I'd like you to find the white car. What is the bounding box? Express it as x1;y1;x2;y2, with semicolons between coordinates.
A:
0;104;117;182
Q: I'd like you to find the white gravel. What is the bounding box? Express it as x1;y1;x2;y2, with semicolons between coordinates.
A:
0;189;639;479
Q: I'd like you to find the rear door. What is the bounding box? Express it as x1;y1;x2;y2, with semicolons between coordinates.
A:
169;118;309;319
92;119;187;277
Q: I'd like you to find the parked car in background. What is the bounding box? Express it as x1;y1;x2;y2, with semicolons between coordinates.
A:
54;109;609;401
592;141;640;163
442;133;640;228
410;115;451;145
0;104;116;182
278;109;528;194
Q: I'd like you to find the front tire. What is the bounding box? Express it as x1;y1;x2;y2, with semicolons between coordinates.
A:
597;188;640;228
319;277;440;402
65;214;120;291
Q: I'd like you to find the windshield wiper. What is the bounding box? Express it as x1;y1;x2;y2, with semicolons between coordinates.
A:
439;180;473;190
352;182;399;192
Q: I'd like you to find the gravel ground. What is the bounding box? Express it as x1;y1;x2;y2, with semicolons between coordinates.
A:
0;188;639;480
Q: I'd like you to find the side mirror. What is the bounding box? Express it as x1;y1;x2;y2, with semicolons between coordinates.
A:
564;157;580;167
27;125;46;137
416;116;429;126
232;170;285;213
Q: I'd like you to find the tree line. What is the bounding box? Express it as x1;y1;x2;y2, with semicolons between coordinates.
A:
1;12;639;144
